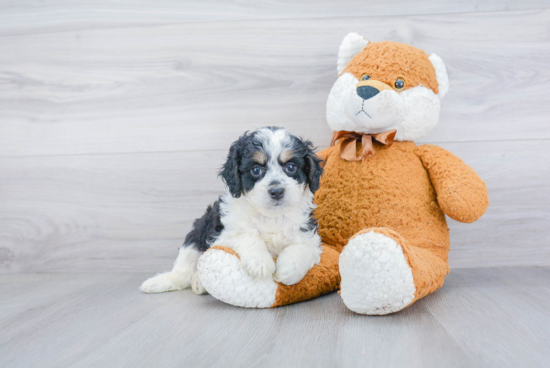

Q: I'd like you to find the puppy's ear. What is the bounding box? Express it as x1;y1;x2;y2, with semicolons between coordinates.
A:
303;141;324;193
219;133;247;198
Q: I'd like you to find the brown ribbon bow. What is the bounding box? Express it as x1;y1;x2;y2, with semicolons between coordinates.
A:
331;129;397;161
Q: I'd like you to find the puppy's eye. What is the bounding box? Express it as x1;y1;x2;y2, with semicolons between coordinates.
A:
284;163;297;174
394;78;405;90
361;74;371;81
250;166;265;178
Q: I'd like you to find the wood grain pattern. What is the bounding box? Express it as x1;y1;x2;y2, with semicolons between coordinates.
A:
1;0;549;37
1;140;548;273
0;3;549;274
426;267;550;367
1;10;549;157
1;268;549;367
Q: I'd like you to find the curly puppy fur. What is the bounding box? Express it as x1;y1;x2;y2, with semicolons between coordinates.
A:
140;127;324;294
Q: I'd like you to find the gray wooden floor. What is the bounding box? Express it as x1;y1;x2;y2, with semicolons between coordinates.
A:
1;267;549;368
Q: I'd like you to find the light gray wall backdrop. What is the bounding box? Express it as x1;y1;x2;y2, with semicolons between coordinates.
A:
1;1;549;273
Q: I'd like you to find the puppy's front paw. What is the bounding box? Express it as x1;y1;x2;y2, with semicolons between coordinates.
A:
240;252;276;279
274;254;308;286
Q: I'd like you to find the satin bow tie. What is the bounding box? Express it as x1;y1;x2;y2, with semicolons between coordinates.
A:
331;129;397;161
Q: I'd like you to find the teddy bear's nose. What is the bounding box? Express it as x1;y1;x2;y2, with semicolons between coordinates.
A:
356;85;380;100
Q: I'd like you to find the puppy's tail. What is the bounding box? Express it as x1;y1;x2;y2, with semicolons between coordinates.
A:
140;245;201;293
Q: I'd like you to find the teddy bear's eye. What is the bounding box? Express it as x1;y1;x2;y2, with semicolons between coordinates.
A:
361;74;371;81
394;78;405;90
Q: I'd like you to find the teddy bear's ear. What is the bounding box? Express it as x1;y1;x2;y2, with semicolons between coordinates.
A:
428;53;449;99
337;33;369;75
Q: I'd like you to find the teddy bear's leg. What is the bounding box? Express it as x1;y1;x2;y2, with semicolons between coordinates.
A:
339;228;449;315
197;245;340;308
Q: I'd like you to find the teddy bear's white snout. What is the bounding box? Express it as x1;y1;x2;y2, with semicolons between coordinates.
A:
344;85;405;133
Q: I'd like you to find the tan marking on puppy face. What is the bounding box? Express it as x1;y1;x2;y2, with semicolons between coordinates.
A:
279;149;294;163
252;150;267;165
343;41;439;94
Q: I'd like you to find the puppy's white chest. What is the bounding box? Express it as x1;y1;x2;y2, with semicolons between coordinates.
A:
259;231;292;257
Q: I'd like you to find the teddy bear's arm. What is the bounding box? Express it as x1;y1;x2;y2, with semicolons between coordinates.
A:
415;144;489;223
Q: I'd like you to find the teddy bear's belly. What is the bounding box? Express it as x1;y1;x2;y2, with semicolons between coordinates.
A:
314;143;449;252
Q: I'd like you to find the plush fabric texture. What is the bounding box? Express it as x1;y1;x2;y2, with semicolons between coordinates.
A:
211;245;239;258
312;140;488;312
343;41;439;94
197;246;278;308
339;230;416;315
337;32;369;74
271;245;340;307
415;145;489;223
428;54;449;98
352;227;448;306
315;141;450;257
198;245;340;308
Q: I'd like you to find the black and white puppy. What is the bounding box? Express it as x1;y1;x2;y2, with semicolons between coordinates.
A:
140;127;324;294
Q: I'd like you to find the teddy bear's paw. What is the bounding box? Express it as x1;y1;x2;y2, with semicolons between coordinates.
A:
197;247;277;308
339;231;416;315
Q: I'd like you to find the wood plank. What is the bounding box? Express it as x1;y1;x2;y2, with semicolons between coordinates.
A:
0;273;171;367
0;150;226;273
0;139;547;273
1;269;549;367
426;267;550;367
1;1;549;36
0;273;121;343
1;10;549;157
78;292;477;368
443;140;550;269
0;273;474;368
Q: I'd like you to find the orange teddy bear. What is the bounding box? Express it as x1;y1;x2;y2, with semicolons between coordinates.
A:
197;33;489;315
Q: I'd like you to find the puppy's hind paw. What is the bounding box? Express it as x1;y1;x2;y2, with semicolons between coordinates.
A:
192;272;207;295
140;272;186;293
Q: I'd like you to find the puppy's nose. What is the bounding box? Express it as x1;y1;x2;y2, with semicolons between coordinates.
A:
356;85;380;100
269;187;285;200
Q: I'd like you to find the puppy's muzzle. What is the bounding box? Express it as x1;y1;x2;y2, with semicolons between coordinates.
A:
356;80;392;100
268;187;285;200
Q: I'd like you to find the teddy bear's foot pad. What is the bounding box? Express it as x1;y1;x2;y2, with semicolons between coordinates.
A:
197;246;277;308
339;231;416;315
